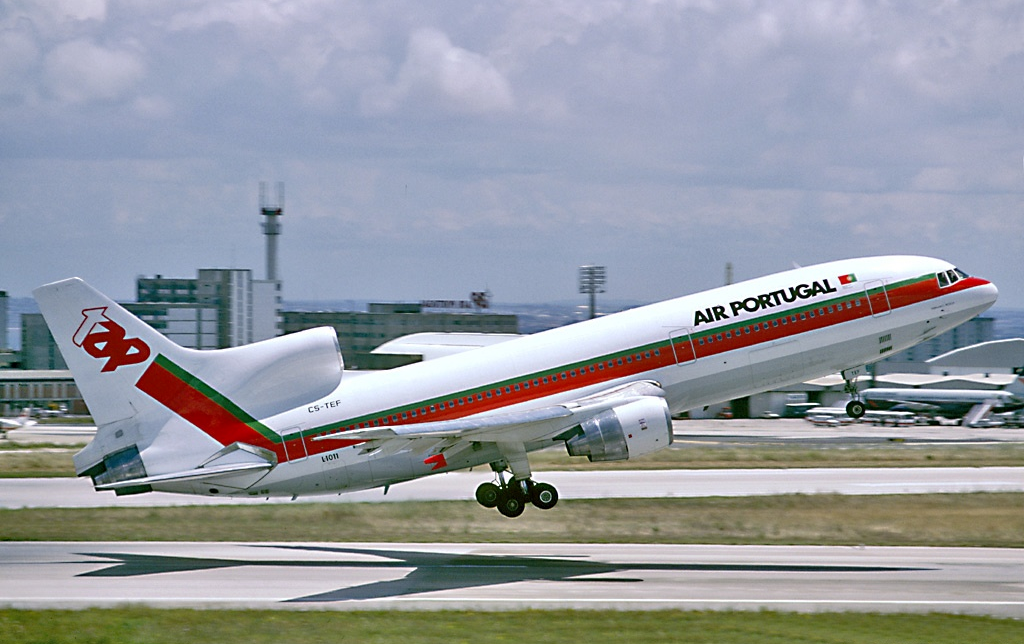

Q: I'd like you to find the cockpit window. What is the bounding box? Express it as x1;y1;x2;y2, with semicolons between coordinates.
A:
938;268;967;288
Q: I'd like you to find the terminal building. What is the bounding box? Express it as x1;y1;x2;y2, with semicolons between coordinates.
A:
282;302;518;369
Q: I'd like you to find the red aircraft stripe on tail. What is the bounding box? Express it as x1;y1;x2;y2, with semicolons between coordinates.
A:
134;358;281;456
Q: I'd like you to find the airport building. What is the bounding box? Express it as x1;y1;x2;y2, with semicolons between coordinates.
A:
19;313;66;370
282;302;518;369
129;268;281;349
0;369;81;416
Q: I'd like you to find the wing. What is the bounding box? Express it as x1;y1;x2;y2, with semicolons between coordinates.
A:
311;380;672;468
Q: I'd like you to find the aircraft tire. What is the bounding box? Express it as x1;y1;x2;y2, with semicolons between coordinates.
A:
529;482;558;510
475;482;500;508
496;490;526;518
846;399;866;419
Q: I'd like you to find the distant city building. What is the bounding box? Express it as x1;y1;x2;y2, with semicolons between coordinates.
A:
128;268;281;349
0;290;7;349
19;313;67;370
282;303;518;369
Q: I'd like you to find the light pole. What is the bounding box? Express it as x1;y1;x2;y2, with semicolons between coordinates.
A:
578;265;606;320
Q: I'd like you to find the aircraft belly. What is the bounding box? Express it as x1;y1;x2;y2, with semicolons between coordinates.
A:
663;313;929;413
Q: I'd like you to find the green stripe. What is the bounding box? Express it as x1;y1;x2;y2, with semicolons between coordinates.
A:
154;354;281;444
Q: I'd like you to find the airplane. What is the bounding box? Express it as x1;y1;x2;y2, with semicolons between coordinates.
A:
0;408;37;434
33;255;997;517
862;386;1024;424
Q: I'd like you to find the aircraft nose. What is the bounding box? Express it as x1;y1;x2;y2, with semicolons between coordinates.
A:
967;278;999;313
979;279;999;305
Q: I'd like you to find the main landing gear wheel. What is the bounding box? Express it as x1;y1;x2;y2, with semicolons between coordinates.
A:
475;482;500;508
845;399;866;419
496;488;527;518
529;481;558;510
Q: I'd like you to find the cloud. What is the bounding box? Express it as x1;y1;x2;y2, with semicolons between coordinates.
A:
2;1;1024;306
43;39;145;104
362;27;514;115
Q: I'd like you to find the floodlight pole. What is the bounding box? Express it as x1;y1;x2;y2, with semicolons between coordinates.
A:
578;265;607;320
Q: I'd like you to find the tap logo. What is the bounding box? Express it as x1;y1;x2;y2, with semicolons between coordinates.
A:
73;307;151;372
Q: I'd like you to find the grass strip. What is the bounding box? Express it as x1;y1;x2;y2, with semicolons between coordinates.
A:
1;608;1021;643
3;494;1022;547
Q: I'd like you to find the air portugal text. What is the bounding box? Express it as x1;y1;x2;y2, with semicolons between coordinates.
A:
693;279;838;327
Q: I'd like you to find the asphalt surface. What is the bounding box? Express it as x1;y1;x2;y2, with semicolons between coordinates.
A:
3;542;1022;616
3;467;1023;509
5;418;1022;616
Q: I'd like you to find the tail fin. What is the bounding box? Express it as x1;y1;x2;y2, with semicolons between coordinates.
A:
34;278;344;492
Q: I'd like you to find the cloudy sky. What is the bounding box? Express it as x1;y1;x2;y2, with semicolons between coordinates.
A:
2;0;1023;308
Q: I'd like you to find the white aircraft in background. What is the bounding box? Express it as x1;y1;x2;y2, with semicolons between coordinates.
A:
0;409;36;432
862;386;1024;425
34;256;997;517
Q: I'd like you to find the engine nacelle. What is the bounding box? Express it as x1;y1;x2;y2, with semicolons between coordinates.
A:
565;396;673;462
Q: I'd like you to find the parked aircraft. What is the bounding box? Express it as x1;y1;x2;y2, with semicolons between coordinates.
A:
0;409;36;431
33;256;997;517
862;386;1024;425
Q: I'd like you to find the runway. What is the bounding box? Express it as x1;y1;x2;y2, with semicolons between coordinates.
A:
6;423;1022;618
3;542;1022;617
4;467;1024;509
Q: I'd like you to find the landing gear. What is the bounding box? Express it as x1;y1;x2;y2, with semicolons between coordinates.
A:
529;481;558;510
842;367;866;420
475;482;500;508
495;486;527;518
845;399;866;419
474;465;559;518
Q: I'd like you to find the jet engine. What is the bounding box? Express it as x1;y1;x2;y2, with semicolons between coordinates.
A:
565;396;673;462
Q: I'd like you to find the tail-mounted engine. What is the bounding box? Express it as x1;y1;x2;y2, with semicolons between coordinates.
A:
565;396;673;462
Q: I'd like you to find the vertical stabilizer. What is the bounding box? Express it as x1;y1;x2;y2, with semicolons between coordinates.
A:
33;278;344;492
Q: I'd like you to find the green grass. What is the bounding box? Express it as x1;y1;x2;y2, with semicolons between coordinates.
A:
3;494;1022;547
532;442;1024;470
1;609;1020;643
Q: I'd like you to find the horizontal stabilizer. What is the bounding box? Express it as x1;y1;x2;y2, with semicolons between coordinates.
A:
94;460;273;491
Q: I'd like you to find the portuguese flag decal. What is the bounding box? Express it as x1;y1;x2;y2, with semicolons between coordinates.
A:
838;273;857;285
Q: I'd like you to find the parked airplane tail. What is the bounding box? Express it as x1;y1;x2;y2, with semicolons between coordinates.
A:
33;278;344;493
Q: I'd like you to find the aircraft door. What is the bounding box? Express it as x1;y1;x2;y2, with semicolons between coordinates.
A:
669;328;697;364
864;280;891;317
281;427;308;461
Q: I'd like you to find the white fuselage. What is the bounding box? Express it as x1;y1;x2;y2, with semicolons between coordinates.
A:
163;255;997;498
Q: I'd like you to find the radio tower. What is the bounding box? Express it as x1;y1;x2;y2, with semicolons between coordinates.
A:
260;182;284;282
